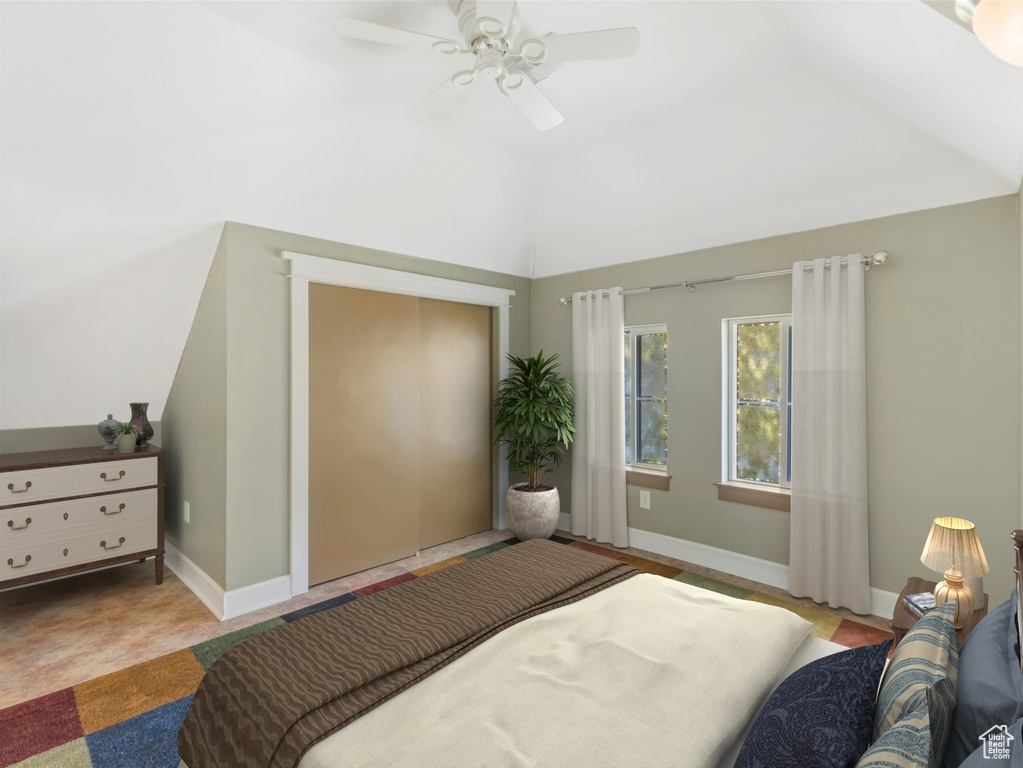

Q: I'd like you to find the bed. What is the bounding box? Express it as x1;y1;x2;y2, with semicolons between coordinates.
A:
178;533;1023;768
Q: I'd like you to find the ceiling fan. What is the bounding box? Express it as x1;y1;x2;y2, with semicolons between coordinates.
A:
336;0;640;130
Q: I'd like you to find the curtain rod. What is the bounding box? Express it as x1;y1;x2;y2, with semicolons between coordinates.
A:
558;251;890;305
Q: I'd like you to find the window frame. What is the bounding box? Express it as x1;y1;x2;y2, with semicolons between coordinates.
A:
722;314;791;490
625;323;669;473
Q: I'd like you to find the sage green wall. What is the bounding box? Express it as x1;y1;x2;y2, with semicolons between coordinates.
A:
0;422;162;454
531;195;1022;601
220;222;532;591
161;227;229;587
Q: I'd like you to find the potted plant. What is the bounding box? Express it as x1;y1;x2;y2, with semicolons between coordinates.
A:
112;421;140;454
494;351;575;540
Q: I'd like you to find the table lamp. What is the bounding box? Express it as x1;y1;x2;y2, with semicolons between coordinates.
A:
920;517;989;629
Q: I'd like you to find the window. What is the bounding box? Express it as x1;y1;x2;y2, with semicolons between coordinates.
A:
724;315;791;488
625;325;668;470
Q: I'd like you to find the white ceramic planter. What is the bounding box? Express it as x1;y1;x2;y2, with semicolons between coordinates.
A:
506;483;560;541
115;434;136;454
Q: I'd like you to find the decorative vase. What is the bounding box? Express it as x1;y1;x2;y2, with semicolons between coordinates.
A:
115;434;136;454
505;483;560;541
129;402;154;448
97;414;119;451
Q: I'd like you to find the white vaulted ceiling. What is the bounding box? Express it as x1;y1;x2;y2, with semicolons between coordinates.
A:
1;1;1021;428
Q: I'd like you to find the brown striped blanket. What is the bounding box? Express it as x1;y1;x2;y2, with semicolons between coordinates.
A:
177;539;638;768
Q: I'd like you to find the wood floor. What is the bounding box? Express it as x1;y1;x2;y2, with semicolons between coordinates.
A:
0;529;891;709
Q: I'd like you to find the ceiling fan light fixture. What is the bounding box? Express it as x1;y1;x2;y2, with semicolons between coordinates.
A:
432;40;465;55
956;0;1023;67
477;16;506;37
475;48;505;78
502;71;525;89
517;39;548;64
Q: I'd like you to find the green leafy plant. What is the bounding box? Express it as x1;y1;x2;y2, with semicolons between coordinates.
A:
494;351;575;491
113;421;140;437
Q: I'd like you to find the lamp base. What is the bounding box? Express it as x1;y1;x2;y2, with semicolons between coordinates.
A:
933;572;975;630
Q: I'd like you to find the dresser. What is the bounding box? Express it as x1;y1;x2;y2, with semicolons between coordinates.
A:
0;446;165;589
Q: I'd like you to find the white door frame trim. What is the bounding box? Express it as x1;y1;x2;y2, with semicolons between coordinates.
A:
282;251;514;597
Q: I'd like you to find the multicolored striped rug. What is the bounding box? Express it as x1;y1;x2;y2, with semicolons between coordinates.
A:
1;536;891;767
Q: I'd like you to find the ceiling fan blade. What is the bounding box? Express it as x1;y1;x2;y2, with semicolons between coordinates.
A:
475;0;514;36
407;73;476;122
336;18;462;53
501;73;563;131
540;27;640;63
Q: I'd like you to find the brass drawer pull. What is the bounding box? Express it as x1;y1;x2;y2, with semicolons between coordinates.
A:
7;481;31;494
100;537;126;551
7;518;31;531
7;555;31;569
101;470;126;483
100;504;126;516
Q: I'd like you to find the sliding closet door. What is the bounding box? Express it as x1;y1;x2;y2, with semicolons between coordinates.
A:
418;299;493;549
308;284;419;586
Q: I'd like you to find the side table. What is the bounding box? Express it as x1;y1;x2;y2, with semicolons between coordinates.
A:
890;576;988;648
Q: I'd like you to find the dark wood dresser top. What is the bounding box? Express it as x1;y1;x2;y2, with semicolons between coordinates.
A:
0;445;164;471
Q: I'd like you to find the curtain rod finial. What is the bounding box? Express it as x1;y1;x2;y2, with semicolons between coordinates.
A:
559;296;570;306
872;251;889;266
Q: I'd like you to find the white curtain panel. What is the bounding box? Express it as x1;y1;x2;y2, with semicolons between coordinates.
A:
789;256;871;615
571;287;628;547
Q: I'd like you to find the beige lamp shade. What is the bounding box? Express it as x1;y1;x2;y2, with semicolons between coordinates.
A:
920;517;990;579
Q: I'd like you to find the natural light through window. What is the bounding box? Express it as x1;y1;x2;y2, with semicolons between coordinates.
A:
625;325;668;471
725;316;791;488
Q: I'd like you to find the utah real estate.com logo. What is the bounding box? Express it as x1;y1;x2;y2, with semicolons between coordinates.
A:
980;725;1014;759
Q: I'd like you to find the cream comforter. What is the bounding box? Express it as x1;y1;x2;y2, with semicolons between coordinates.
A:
299;573;812;768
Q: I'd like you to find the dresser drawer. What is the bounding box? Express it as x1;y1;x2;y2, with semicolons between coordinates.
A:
0;519;157;583
0;467;62;506
69;457;157;495
0;540;70;580
0;489;157;551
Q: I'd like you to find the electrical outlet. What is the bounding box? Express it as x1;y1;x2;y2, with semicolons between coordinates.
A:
639;490;651;509
183;501;190;524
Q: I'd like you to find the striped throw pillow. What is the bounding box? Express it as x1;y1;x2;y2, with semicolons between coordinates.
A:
857;705;934;768
863;601;959;767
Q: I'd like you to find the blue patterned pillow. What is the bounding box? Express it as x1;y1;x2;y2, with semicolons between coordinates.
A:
734;638;893;768
868;602;958;767
858;704;940;768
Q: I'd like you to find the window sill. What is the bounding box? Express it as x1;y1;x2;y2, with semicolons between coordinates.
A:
626;468;670;491
715;481;790;512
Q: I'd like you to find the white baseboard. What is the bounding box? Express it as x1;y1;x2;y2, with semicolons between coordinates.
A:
869;588;898;620
558;514;897;620
628;526;792;590
164;541;226;619
164;541;293;621
222;575;293;621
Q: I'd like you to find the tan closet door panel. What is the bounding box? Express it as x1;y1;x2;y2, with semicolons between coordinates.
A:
309;284;419;586
418;298;493;549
